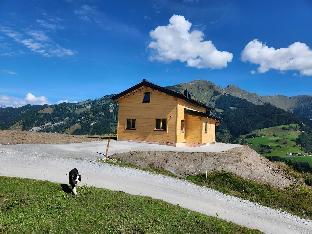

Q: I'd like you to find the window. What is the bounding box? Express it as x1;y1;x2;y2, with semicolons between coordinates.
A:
155;119;167;131
142;92;150;103
204;122;208;133
126;119;136;130
181;120;185;133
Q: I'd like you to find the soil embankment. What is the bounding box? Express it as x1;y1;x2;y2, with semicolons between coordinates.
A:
0;130;103;145
112;146;297;188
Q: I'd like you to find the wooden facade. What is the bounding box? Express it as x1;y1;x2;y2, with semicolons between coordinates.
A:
112;80;219;146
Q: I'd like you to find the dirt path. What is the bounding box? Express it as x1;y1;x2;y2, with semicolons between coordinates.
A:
0;144;311;234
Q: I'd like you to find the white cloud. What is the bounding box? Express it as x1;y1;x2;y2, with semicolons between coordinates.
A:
148;15;233;69
36;18;64;31
241;39;312;76
37;19;58;30
27;30;49;42
73;4;142;37
1;69;17;75
0;27;75;57
57;99;68;104
74;4;97;22
0;93;48;107
25;93;48;105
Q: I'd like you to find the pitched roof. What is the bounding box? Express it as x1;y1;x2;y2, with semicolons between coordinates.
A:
112;79;211;110
184;108;221;121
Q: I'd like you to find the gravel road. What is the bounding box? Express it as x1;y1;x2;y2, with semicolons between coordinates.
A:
1;142;312;234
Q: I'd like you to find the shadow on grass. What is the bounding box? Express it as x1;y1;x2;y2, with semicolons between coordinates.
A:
61;184;72;194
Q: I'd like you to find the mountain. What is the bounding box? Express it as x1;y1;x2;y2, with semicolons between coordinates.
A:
170;80;312;121
167;80;305;141
0;80;310;142
223;84;312;121
0;95;117;135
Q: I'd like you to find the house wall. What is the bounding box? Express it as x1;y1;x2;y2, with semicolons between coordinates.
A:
176;99;206;143
117;86;177;144
185;114;202;144
201;119;217;144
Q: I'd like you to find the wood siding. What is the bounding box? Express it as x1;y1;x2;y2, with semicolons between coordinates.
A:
176;99;206;144
185;114;202;144
201;119;217;144
116;84;217;145
117;86;177;144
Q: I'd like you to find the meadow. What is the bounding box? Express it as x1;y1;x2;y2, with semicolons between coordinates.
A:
0;176;258;233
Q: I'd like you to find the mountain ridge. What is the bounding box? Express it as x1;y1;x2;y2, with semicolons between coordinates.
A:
0;79;311;142
167;80;312;121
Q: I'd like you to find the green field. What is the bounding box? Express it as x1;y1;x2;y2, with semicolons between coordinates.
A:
242;124;303;156
240;124;312;170
268;155;312;168
0;177;258;233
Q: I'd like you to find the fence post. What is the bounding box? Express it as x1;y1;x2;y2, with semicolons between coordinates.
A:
105;137;111;159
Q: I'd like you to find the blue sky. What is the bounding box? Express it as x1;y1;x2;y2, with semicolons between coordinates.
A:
1;0;312;106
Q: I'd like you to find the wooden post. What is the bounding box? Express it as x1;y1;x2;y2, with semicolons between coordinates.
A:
105;137;111;159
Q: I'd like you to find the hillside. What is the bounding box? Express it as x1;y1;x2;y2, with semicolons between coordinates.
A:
0;95;117;135
170;80;312;121
0;80;311;143
239;124;312;171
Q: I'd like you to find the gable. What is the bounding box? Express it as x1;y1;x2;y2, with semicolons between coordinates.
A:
117;85;177;106
112;79;210;110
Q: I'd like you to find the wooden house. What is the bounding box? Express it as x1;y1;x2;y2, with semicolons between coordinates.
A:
112;79;220;146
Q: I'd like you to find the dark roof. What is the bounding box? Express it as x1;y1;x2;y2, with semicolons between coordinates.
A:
112;79;211;110
184;108;221;121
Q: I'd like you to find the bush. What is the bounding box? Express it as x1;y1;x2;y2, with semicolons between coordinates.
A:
305;175;312;186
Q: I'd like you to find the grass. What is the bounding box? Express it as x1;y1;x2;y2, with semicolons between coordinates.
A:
0;177;259;233
275;156;312;167
187;171;312;220
242;124;305;157
240;124;312;171
101;159;312;220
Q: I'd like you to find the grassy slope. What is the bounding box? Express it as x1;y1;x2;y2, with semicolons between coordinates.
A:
0;177;258;234
241;124;312;167
243;124;303;156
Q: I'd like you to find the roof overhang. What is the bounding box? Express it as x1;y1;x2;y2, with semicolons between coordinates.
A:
184;108;221;122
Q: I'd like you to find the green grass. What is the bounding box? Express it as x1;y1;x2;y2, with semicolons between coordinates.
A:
187;171;312;220
243;124;305;157
278;156;312;167
0;177;259;233
240;124;312;171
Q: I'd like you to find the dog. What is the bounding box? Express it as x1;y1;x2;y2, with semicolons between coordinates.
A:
69;168;81;195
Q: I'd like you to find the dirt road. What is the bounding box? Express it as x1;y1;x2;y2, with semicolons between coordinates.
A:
0;143;311;233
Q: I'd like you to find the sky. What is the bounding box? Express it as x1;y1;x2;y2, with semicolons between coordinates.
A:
1;0;312;106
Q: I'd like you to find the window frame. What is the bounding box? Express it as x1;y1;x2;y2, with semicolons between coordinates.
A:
204;122;208;133
155;118;167;131
126;118;136;130
142;92;151;103
181;120;185;133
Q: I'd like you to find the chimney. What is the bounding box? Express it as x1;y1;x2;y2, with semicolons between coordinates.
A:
183;89;191;99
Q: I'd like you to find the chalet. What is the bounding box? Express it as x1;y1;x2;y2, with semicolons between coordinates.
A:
112;79;220;146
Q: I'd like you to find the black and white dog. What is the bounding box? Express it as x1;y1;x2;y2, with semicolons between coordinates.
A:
69;168;81;195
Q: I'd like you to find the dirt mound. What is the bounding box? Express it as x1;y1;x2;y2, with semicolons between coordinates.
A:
0;130;103;145
112;146;297;188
